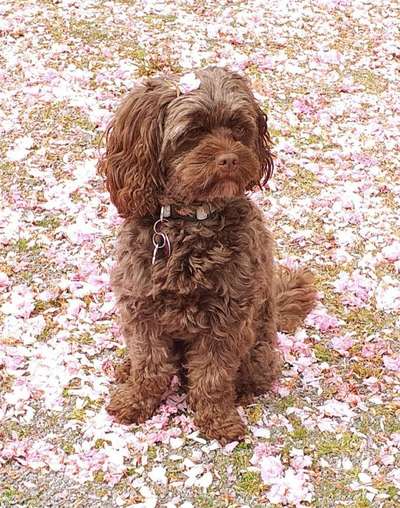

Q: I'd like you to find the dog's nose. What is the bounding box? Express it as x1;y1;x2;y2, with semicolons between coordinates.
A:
216;153;239;170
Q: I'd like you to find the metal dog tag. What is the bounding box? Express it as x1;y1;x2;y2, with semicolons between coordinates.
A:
152;234;164;264
152;241;160;265
151;223;171;264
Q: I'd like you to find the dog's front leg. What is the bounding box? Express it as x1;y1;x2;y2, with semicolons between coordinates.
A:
107;324;176;425
186;330;253;444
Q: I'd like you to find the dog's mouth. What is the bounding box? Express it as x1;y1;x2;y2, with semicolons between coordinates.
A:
209;179;241;199
177;161;246;200
164;135;261;203
205;163;245;195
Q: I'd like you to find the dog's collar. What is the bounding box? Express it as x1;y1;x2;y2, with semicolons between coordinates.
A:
151;203;220;265
159;203;220;222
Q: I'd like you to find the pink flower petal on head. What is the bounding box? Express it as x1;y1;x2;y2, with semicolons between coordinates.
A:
178;72;201;94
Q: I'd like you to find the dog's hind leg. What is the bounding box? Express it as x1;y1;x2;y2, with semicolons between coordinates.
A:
236;303;281;405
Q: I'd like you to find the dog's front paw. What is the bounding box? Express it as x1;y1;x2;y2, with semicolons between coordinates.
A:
106;383;157;425
195;408;247;445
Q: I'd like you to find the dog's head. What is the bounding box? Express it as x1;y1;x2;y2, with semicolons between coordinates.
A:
98;67;273;218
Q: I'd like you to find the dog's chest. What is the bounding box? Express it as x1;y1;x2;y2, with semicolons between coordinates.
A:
152;260;251;337
146;221;266;334
113;202;271;336
152;222;246;291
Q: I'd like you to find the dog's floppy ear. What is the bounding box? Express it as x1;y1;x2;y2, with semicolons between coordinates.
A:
98;79;176;218
255;107;274;186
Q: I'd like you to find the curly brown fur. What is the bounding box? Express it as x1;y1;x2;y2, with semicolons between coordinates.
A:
275;266;317;333
99;67;317;443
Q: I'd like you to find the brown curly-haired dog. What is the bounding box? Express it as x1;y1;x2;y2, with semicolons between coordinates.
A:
98;67;317;443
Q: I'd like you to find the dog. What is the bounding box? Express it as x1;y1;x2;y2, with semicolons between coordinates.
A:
98;67;317;443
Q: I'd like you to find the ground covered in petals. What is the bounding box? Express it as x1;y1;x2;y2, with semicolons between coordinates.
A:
1;0;399;507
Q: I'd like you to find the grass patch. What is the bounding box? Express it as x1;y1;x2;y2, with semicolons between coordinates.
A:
164;461;184;482
274;394;298;412
67;374;85;390
34;298;63;314
313;343;335;363
142;13;177;28
94;470;105;483
354;493;373;508
62;442;75;455
28;102;95;135
246;404;264;424
69;408;87;422
48;17;111;45
37;323;55;342
232;443;252;472
289;419;310;442
0;161;19;183
1;420;31;439
315;432;362;458
379;484;399;502
94;439;111;449
280;166;320;199
235;471;264;496
35;216;61;229
193;494;221;508
1;373;15;392
115;347;127;358
314;474;358;508
350;361;382;381
70;333;94;346
372;405;400;434
343;307;394;337
352;69;387;93
194;493;241;508
15;238;38;253
147;446;157;460
0;486;19;504
135;52;182;77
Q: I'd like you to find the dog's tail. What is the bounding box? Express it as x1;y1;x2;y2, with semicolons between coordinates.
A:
275;266;318;333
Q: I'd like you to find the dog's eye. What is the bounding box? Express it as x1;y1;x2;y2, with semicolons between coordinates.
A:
232;126;247;140
185;127;202;140
188;127;201;137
